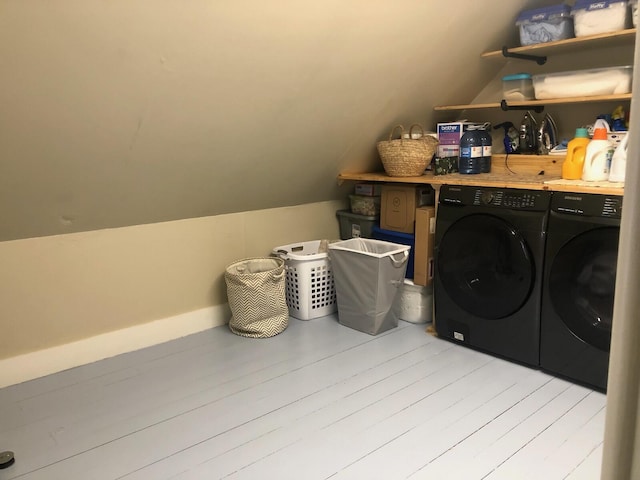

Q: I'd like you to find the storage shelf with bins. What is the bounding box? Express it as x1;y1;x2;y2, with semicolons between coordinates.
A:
434;28;636;112
338;29;630;196
481;28;636;61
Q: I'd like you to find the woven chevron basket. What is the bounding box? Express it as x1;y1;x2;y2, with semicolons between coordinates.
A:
225;257;288;338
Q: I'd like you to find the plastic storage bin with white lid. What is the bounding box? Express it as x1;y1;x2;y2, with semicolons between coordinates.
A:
515;3;574;46
272;240;337;320
502;73;535;101
532;65;633;99
571;0;629;37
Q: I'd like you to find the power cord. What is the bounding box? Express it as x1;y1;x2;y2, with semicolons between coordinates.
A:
505;152;516;174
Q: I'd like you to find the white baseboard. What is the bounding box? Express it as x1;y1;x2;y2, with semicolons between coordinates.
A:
0;304;230;388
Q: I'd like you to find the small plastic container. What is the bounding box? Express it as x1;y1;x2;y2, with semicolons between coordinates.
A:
532;65;633;99
336;209;378;240
272;240;337;320
502;73;535;101
572;0;629;37
516;4;574;46
349;194;380;216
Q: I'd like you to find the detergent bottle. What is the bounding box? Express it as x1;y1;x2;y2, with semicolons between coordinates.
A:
608;133;629;183
562;128;589;180
582;127;614;181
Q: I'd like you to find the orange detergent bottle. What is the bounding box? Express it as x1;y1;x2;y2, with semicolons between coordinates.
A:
562;128;590;180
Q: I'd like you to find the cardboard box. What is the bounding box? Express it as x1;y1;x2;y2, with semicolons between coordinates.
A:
436;122;483;158
437;145;461;159
380;185;434;233
414;206;437;286
437;122;481;146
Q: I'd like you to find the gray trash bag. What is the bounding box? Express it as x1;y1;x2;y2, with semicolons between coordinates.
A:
224;257;288;338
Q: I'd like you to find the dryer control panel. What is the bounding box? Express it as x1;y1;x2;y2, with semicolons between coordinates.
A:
439;185;551;212
552;193;623;219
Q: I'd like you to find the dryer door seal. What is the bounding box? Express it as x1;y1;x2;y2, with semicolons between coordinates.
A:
437;213;534;320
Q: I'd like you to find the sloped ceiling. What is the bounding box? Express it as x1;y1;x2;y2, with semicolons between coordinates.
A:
0;0;546;241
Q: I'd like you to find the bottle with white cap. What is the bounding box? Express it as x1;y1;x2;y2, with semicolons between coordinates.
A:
608;133;628;183
582;127;614;182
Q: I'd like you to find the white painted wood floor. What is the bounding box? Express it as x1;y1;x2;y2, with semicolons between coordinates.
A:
0;315;606;480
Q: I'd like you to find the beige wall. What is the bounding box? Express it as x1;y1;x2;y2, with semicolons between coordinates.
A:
0;200;344;360
600;32;640;479
1;0;578;374
0;0;541;241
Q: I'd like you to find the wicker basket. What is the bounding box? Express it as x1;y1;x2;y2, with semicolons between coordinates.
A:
377;124;439;177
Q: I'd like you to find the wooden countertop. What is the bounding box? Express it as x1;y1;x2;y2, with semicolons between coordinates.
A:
338;154;624;196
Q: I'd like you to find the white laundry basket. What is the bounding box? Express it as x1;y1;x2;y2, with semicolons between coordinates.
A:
272;240;337;320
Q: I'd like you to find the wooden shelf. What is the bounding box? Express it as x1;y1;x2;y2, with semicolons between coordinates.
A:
338;171;623;195
435;28;635;112
481;28;636;61
338;154;624;196
338;170;556;191
434;93;633;111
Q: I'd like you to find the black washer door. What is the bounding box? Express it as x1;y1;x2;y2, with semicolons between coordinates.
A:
438;213;534;319
549;227;618;352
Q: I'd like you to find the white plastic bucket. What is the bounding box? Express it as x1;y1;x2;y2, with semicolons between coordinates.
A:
393;279;433;324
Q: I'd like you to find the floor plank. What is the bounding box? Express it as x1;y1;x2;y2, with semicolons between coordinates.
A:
0;315;606;480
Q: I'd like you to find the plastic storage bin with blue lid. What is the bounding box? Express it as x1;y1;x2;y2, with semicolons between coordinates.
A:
502;73;535;101
516;3;574;46
572;0;629;37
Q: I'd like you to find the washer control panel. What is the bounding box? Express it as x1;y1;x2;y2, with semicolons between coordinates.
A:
473;189;547;210
439;185;551;212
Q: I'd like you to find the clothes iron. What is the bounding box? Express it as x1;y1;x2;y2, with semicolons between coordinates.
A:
519;111;538;154
537;113;559;155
